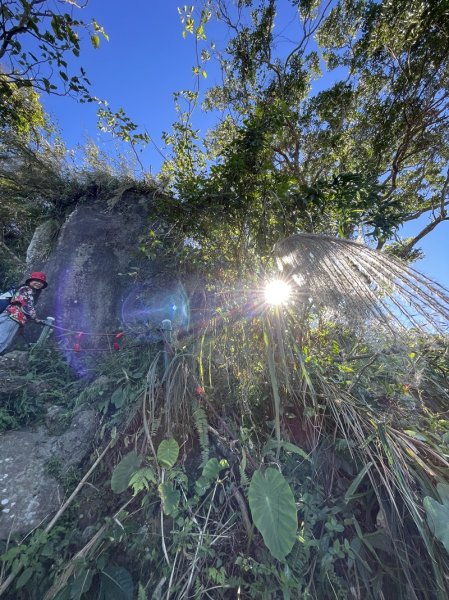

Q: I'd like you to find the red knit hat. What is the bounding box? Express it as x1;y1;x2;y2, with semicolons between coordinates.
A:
26;272;48;288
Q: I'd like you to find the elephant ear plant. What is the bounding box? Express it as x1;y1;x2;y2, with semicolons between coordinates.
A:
248;467;298;562
424;484;449;555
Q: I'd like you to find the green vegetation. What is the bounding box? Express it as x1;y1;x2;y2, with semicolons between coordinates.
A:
1;1;449;598
1;304;449;598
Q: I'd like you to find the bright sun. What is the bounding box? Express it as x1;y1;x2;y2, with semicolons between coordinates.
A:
264;279;291;305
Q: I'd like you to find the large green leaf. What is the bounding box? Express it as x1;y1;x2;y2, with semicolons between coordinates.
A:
248;468;297;561
202;457;222;480
195;458;228;496
70;569;93;599
111;386;126;409
111;451;142;494
99;565;133;600
15;567;34;590
423;483;449;555
157;439;179;468
158;482;180;516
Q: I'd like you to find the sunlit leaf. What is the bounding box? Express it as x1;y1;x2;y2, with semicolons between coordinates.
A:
157;439;179;468
91;34;100;48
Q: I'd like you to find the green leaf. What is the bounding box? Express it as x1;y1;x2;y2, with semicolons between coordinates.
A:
15;567;33;590
248;468;297;561
195;458;225;495
404;430;428;441
157;439;179;468
1;545;23;563
344;462;373;503
111;387;125;408
100;565;133;600
202;457;225;481
263;440;310;461
423;484;449;555
70;569;93;599
442;432;449;445
363;531;394;555
91;34;100;48
437;482;449;505
111;452;142;494
129;467;157;495
158;482;180;516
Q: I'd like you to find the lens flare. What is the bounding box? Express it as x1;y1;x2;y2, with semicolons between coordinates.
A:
264;279;291;305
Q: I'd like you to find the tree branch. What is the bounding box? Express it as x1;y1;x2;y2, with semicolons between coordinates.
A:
0;240;25;265
398;214;449;258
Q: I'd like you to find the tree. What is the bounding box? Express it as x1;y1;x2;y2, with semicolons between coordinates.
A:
0;72;46;136
163;0;449;264
0;0;107;122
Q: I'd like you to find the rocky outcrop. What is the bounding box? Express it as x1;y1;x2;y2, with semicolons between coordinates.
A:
0;406;98;539
0;187;173;539
26;219;59;268
31;189;156;339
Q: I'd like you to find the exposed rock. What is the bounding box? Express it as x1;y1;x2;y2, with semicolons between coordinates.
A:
45;405;72;436
45;404;65;425
0;350;29;372
51;408;98;465
0;407;98;539
33;191;155;339
26;219;59;268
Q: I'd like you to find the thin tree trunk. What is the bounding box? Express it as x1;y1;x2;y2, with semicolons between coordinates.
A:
0;240;25;265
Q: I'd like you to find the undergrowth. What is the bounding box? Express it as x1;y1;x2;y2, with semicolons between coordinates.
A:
1;291;449;599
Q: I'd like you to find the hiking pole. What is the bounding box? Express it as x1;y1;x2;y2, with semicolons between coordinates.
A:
34;316;55;348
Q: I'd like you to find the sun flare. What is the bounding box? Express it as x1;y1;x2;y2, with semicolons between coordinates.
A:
264;279;291;305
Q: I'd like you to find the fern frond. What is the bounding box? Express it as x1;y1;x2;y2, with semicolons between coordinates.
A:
137;582;147;600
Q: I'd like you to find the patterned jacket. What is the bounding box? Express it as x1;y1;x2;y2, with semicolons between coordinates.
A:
6;286;37;325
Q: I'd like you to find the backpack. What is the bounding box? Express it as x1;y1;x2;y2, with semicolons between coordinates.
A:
0;288;16;314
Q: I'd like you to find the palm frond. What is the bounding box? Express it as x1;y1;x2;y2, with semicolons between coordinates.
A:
275;234;449;334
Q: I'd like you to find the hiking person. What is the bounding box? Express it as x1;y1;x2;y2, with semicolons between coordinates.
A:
0;272;48;354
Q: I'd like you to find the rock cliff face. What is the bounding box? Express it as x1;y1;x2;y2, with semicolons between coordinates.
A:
0;188;158;537
28;188;155;339
0;351;98;538
0;186;188;539
0;407;98;539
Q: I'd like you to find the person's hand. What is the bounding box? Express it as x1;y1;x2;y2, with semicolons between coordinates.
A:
34;318;43;324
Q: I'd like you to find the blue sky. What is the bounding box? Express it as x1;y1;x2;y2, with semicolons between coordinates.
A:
40;1;448;287
43;1;222;173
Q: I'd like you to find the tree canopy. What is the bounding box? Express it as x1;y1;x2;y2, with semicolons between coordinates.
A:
159;0;449;268
0;0;107;129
